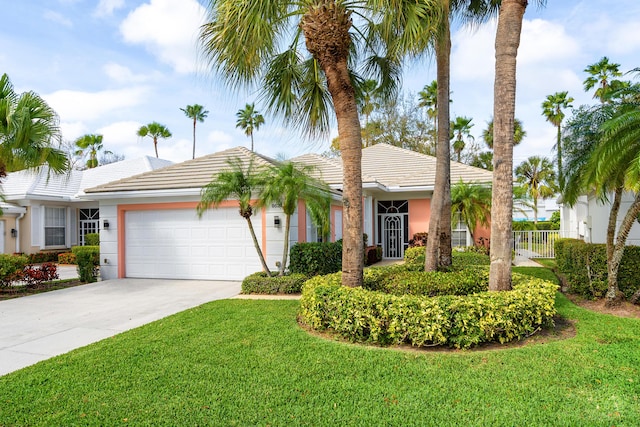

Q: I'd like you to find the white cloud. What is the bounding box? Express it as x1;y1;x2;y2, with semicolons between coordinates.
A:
59;121;89;142
451;21;496;82
119;0;207;74
44;87;150;122
43;10;72;27
94;0;125;17
103;62;161;84
518;19;581;66
608;21;640;56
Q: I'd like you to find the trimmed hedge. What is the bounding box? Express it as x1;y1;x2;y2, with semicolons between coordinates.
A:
0;254;29;287
85;233;100;246
58;252;77;265
72;246;100;283
554;238;640;299
299;272;558;349
289;241;342;276
241;272;308;294
404;246;491;269
363;267;489;296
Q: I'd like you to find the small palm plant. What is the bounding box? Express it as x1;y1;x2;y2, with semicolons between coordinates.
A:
197;157;272;276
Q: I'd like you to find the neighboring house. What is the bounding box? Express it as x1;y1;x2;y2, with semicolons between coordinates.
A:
0;157;173;255
559;191;640;245
513;197;560;222
84;144;493;281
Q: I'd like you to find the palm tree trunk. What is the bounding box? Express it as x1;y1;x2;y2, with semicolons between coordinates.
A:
192;118;197;159
250;132;254;152
426;3;451;271
607;191;640;306
245;216;271;276
606;187;623;262
280;213;292;276
153;137;159;158
489;0;527;291
533;197;538;227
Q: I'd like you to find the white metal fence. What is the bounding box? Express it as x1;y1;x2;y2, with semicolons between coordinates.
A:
512;230;561;259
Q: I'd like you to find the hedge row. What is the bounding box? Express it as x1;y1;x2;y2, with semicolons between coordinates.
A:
0;254;29;287
289;241;342;276
404;246;491;269
72;246;100;283
555;238;640;299
299;272;558;349
241;272;308;294
363;266;489;297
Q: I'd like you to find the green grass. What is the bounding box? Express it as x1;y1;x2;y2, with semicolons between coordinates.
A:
1;286;639;425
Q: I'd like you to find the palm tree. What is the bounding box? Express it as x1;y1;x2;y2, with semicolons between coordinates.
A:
137;122;172;158
514;156;558;227
450;115;474;162
482;117;526;149
470;151;493;170
197;157;272;276
542;91;574;190
418;80;438;147
180;104;209;159
0;73;68;176
489;0;545;292
358;79;380;147
235;103;265;152
261;162;331;276
450;180;491;244
199;0;442;287
74;134;111;169
425;0;501;272
584;57;623;103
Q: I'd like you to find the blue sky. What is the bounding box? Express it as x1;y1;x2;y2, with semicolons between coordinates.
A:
1;0;639;165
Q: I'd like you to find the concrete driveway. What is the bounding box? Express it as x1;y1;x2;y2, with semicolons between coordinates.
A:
0;278;240;376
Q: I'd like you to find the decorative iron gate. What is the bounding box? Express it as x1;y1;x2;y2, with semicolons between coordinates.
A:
382;214;403;259
512;230;560;258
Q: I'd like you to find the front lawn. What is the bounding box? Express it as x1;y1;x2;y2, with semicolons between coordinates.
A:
1;291;639;425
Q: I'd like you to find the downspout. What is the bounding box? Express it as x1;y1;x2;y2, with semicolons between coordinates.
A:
15;212;25;253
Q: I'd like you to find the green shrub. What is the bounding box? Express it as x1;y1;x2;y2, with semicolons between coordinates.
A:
403;247;490;269
289;241;342;276
25;251;64;264
241;272;308;294
84;233;100;246
363;266;489;296
299;272;557;349
553;239;640;299
58;252;77;265
0;254;28;287
72;246;99;283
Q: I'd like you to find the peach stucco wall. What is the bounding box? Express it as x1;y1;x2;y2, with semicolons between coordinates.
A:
408;199;431;238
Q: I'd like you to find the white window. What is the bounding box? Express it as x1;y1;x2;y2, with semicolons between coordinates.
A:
306;210;321;242
44;207;66;247
451;211;468;247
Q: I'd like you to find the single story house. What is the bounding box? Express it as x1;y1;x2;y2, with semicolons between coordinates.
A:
559;191;640;245
0;156;173;255
84;144;493;281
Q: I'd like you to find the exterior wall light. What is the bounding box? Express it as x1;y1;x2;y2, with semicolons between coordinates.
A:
274;216;281;228
10;228;17;238
103;219;110;229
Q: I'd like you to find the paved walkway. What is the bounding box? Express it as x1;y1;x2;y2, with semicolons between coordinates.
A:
0;278;240;376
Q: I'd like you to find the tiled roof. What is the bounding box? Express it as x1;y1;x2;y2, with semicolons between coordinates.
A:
86;146;277;193
1;156;173;200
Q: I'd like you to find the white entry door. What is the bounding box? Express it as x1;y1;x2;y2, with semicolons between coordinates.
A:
124;208;263;281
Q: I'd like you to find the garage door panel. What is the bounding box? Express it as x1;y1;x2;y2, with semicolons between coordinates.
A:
125;208;262;280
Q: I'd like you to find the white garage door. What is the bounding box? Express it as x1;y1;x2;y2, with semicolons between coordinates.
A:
125;208;263;280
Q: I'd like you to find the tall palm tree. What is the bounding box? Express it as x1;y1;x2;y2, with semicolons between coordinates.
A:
450;180;491;244
137;122;172;158
450;115;474;162
425;0;501;272
482;117;526;149
470;151;493;170
197;157;272;276
74;134;111;169
514;156;557;227
489;0;544;292
235;103;265;152
541;91;574;190
180;104;209;159
261;162;331;276
0;73;68;176
199;0;442;287
584;57;623;104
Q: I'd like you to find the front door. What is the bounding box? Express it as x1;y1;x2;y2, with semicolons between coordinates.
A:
382;214;403;259
377;200;409;259
79;208;100;245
